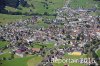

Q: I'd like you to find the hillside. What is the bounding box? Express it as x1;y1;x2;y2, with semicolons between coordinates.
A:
0;0;64;15
0;0;99;15
0;0;65;24
0;0;99;24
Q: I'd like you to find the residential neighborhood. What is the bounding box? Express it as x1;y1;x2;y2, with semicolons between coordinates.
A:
0;0;100;66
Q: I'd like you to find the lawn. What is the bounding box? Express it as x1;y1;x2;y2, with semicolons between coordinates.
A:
0;41;9;48
31;41;55;49
0;57;33;66
27;56;43;66
0;49;43;66
96;49;100;57
59;44;72;49
0;53;20;58
0;54;42;66
0;14;32;25
0;53;11;58
0;53;39;66
69;0;99;9
34;19;49;28
43;41;55;48
30;0;65;14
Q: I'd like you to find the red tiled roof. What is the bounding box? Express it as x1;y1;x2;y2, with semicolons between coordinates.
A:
32;48;40;52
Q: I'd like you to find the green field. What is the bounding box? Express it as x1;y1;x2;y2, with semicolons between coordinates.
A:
27;56;42;66
96;49;100;57
0;52;87;66
34;19;49;28
0;41;9;48
0;14;32;25
53;63;85;66
70;0;100;9
0;53;11;58
31;41;54;48
0;53;41;66
53;54;87;66
0;0;65;24
5;0;65;14
0;57;33;66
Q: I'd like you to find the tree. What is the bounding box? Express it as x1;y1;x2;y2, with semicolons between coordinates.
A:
0;0;6;12
3;57;6;60
11;51;15;59
44;12;48;15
